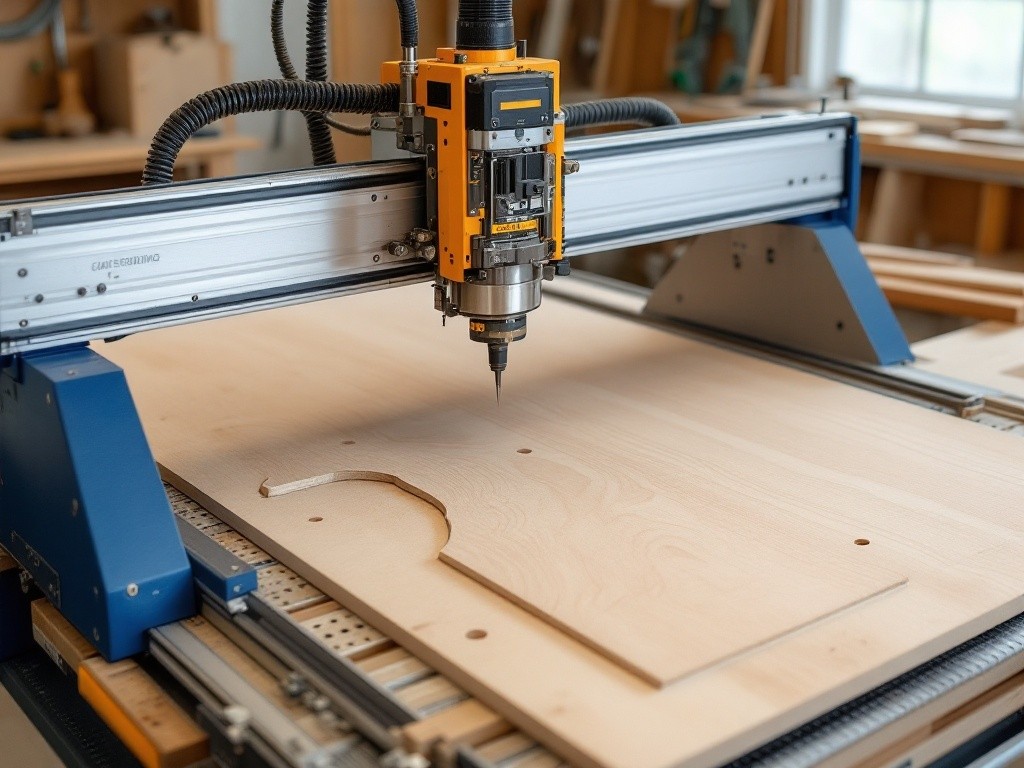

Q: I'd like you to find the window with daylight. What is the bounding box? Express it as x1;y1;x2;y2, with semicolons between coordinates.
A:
833;0;1024;106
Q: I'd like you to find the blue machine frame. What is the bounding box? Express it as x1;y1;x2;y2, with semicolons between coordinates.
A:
0;347;195;660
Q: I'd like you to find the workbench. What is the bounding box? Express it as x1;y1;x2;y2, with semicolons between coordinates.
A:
0;133;261;200
655;93;1024;257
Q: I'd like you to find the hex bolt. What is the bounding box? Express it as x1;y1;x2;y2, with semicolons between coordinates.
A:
126;583;139;597
563;159;581;175
388;241;411;258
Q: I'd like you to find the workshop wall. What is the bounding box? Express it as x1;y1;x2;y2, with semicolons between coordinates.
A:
215;0;313;173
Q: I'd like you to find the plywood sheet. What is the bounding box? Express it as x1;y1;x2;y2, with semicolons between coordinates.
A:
913;321;1024;399
100;286;1024;768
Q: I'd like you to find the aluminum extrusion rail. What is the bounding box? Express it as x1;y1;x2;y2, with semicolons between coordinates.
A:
1;113;854;354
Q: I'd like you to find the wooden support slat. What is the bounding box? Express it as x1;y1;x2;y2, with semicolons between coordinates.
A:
31;599;98;671
859;242;974;267
402;699;510;756
78;657;209;768
877;276;1024;323
868;261;1024;297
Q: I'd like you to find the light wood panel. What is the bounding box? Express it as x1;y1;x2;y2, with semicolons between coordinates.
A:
913;322;1024;399
101;286;1024;768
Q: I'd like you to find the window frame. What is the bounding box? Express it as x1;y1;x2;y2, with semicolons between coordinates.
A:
802;0;1024;110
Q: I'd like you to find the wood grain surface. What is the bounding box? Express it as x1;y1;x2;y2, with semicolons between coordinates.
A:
100;285;1024;768
913;321;1024;399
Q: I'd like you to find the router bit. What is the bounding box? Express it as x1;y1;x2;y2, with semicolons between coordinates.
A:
470;317;526;404
488;343;508;404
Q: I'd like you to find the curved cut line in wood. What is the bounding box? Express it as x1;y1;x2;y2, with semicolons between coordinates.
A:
259;470;452;539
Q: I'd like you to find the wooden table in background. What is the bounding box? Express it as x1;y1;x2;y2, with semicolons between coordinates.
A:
859;134;1024;256
0;133;261;199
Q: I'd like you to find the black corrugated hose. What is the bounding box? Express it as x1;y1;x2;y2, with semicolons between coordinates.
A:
563;98;681;130
303;0;337;164
270;0;370;139
394;0;420;48
142;80;399;185
456;0;514;50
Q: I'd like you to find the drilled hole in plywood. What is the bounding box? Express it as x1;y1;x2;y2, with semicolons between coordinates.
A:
342;440;356;445
466;629;487;640
517;448;532;455
309;516;324;523
855;538;870;546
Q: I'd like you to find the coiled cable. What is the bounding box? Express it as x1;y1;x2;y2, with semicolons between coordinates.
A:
303;0;337;164
271;0;370;139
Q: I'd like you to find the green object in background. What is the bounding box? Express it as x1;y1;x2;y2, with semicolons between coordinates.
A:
672;0;755;95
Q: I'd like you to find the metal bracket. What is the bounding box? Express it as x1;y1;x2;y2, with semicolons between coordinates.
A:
10;209;33;237
646;222;913;366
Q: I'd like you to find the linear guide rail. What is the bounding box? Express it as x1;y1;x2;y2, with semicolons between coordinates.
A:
0;114;855;355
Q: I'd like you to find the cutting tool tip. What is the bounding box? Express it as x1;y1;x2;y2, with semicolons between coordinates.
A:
494;370;502;405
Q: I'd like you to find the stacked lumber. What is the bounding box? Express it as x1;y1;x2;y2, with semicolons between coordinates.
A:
861;243;1024;323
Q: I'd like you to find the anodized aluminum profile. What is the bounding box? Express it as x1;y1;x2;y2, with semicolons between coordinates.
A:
0;114;855;354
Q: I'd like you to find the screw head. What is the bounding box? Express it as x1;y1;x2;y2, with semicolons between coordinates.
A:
77;287;87;297
17;268;27;277
126;583;139;597
71;498;79;516
93;628;100;641
96;283;107;294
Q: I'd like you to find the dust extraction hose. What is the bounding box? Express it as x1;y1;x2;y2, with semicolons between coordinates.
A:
456;0;515;50
142;80;399;185
563;98;681;130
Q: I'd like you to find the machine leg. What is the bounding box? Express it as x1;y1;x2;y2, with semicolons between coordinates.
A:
0;346;194;661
